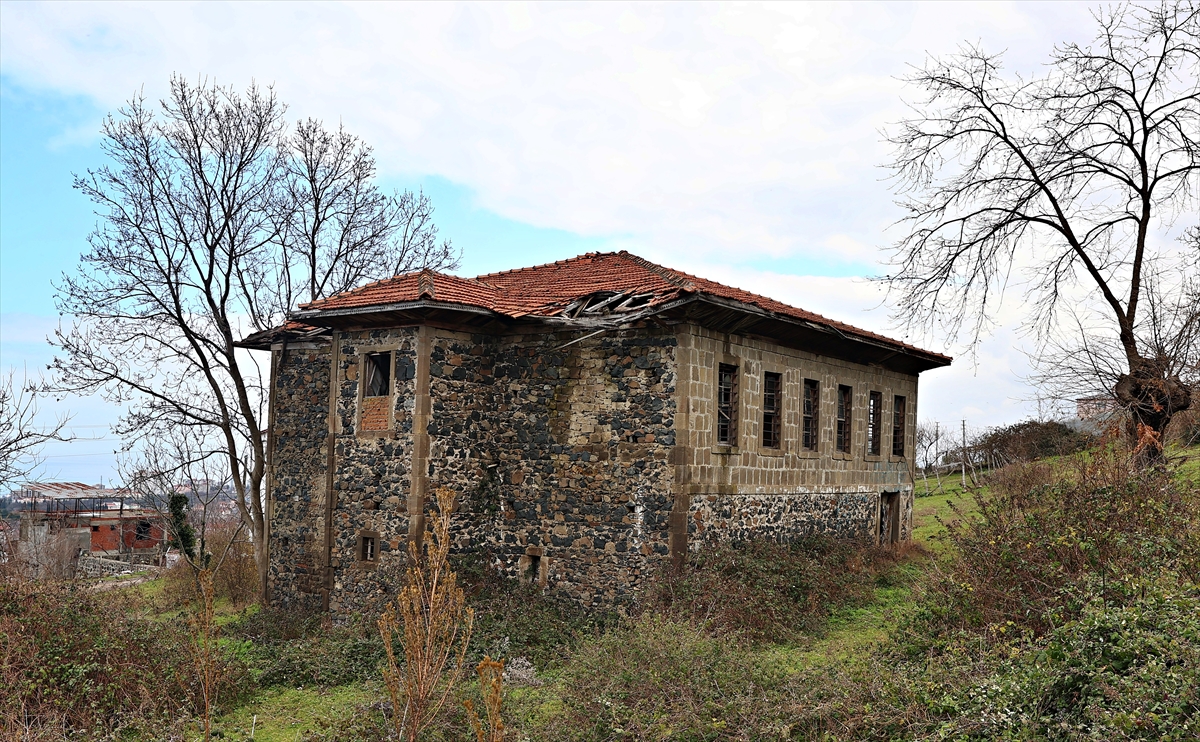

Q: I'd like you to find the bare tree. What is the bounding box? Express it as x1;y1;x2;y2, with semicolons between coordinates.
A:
0;370;70;488
914;420;944;493
886;2;1199;459
52;76;458;601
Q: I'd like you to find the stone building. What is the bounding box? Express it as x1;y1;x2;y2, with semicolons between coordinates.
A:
242;252;950;615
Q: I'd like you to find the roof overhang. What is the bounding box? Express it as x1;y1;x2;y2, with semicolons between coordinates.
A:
248;292;949;375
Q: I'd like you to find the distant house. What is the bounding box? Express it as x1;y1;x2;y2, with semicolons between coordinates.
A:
243;251;951;614
11;482;166;576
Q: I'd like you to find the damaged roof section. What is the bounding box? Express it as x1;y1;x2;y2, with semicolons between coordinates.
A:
240;251;951;373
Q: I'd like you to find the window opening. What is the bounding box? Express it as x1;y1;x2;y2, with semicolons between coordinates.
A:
521;554;541;584
716;364;739;446
892;395;907;457
836;385;852;453
360;535;377;562
802;379;819;451
91;525;100;532
364;352;391;397
135;520;151;542
867;391;883;456
762;372;782;449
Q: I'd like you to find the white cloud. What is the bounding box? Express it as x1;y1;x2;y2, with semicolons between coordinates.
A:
0;1;1097;267
0;0;1107;428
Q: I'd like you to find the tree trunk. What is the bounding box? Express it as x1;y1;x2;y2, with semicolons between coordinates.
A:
1115;355;1194;463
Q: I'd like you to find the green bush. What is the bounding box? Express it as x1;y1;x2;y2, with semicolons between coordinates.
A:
544;614;786;741
227;607;386;688
946;586;1200;740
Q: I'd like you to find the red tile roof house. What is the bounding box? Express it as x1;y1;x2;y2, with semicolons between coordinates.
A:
241;252;950;615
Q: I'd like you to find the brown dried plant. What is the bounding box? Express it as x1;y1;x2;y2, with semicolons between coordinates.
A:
464;657;505;742
186;568;219;742
379;487;474;742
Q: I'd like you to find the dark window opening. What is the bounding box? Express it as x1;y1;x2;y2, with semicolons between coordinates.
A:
836;385;852;453
135;520;151;542
521;554;541;584
892;395;907;457
762;372;782;449
867;391;883;456
802;379;819;451
91;525;100;532
716;363;739;446
365;352;391;397
360;535;377;562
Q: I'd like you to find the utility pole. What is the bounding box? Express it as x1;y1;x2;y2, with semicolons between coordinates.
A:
961;420;968;488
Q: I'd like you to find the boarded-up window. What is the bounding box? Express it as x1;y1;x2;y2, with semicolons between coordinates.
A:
802;379;819;451
716;363;739;446
762;372;782;449
365;352;391;397
867;390;883;456
892;395;907;457
836;385;852;453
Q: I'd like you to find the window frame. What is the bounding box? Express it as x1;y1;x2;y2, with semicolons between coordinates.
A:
836;384;853;454
802;378;820;452
357;530;381;569
892;395;907;458
761;371;783;450
716;363;739;447
867;390;883;457
363;351;392;398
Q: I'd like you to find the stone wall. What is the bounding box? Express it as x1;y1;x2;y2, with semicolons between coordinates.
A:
266;342;334;613
266;319;923;616
671;325;918;550
421;325;678;607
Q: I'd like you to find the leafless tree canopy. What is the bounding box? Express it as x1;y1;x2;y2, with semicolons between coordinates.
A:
0;370;70;488
885;3;1199;449
51;76;458;597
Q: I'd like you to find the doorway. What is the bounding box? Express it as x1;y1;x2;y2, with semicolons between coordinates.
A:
879;491;900;546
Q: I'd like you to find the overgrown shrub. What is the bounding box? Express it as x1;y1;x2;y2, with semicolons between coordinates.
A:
457;552;616;669
946;585;1200;740
645;536;906;643
161;520;259;608
915;446;1200;641
0;573;249;738
226;607;386;688
544;614;786;741
973;419;1094;466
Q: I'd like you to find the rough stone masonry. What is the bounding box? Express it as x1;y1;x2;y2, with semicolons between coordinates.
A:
242;252;950;617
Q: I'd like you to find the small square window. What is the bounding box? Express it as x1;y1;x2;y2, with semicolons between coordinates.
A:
358;532;380;564
364;353;391;397
91;525;100;532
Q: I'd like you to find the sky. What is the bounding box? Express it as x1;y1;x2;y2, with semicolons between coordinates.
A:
0;1;1101;484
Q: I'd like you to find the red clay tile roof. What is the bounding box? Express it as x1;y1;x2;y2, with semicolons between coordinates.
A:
295;251;948;362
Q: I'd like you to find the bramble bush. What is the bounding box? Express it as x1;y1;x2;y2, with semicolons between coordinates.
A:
644;536;909;643
0;573;250;739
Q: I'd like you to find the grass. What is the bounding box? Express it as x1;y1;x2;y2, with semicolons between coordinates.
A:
196;684;380;742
